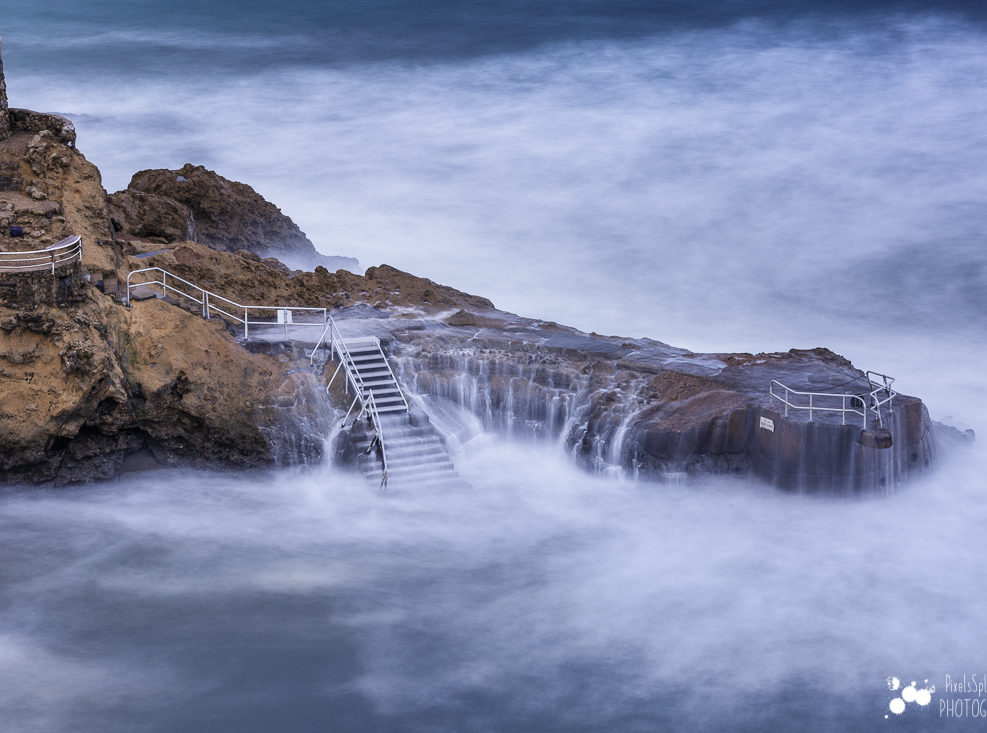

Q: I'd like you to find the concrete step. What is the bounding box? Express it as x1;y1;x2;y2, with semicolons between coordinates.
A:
372;395;406;406
376;405;409;413
353;435;441;452
353;368;392;378
365;464;459;482
360;378;398;388
342;338;379;348
384;455;454;470
364;387;401;397
346;353;386;363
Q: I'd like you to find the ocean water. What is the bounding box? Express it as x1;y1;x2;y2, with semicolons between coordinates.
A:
1;2;985;730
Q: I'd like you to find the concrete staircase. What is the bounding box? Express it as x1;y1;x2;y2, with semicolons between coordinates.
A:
326;337;466;490
347;413;467;490
338;337;408;415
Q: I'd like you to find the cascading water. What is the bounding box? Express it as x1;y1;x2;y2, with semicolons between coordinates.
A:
257;371;337;467
391;345;667;478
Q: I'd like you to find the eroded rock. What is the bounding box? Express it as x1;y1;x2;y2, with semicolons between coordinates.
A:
112;163;357;271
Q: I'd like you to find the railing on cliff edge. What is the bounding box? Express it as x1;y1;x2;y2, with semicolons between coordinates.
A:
125;266;327;338
0;235;81;273
125;265;395;484
769;371;896;429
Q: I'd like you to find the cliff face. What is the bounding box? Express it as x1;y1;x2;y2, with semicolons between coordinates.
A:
0;263;332;484
109;163;358;272
0;129;111;257
0;67;486;483
382;315;936;494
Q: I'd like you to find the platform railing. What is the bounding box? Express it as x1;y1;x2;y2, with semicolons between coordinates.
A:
769;372;896;429
125;267;326;338
769;381;867;427
127;264;396;484
0;235;82;273
864;371;896;428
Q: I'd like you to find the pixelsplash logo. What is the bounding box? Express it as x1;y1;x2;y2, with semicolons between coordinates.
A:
885;674;987;721
885;677;934;718
940;674;987;720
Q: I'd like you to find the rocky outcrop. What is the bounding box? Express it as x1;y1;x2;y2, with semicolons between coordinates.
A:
0;51;946;492
124;239;493;312
364;312;936;494
7;109;76;148
109;163;358;271
107;189;196;243
0;265;331;484
0;127;119;275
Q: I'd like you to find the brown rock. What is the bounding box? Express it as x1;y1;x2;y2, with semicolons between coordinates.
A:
108;189;196;243
117;163;357;271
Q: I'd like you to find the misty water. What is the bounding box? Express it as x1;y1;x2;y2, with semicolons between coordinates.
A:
1;2;986;730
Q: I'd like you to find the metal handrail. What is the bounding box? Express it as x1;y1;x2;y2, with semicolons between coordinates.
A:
321;320;368;399
126;264;399;485
362;391;388;490
325;376;389;490
125;267;326;338
865;371;896;428
769;373;897;429
769;381;867;427
0;235;82;273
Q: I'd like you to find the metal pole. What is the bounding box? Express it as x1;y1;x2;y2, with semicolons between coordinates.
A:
808;393;813;422
244;307;249;339
283;310;288;340
162;271;167;298
203;292;210;319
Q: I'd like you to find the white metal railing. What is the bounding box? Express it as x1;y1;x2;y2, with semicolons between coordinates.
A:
125;267;326;339
0;235;82;273
126;265;402;485
316;325;407;488
363;391;389;490
769;371;896;428
323;336;391;489
314;321;408;413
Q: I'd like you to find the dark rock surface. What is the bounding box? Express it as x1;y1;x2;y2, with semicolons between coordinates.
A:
327;309;938;494
109;163;358;271
107;189;196;244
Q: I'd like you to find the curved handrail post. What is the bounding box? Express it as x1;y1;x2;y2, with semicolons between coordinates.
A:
0;235;82;274
767;375;892;429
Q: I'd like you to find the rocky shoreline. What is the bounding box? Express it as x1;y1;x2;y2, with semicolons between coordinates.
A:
0;45;955;492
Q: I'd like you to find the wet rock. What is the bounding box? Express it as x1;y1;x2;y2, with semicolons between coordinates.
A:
386;319;936;494
107;189;196;243
116;163;358;271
